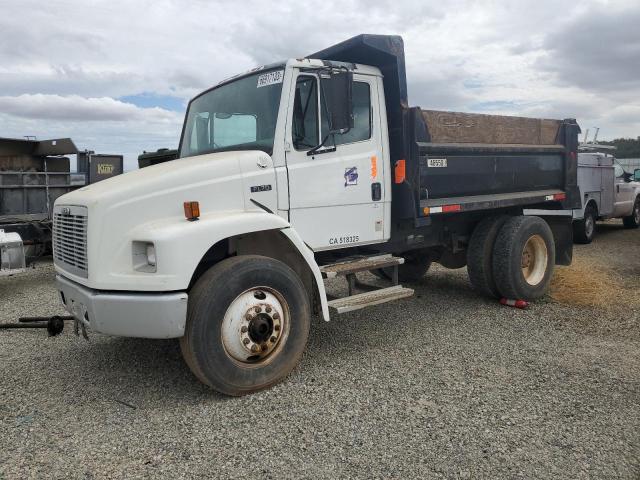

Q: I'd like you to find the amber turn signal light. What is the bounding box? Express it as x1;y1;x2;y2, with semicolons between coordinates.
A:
184;201;200;221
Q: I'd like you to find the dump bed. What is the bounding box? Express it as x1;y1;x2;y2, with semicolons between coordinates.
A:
413;110;580;216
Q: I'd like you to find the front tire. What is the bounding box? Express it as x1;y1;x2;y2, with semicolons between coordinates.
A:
492;216;555;301
573;203;596;244
623;196;640;229
180;255;310;396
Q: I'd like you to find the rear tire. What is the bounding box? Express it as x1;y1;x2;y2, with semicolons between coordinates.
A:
372;250;432;283
492;216;555;301
180;255;310;396
573;203;597;243
623;196;640;229
467;215;509;298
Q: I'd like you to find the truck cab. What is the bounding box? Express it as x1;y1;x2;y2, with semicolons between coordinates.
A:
180;60;391;250
53;34;582;396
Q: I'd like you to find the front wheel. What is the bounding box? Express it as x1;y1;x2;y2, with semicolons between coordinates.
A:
180;255;310;396
623;196;640;229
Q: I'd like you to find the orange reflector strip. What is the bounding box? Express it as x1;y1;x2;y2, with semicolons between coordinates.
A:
423;207;430;215
553;193;566;201
184;201;200;221
394;159;406;184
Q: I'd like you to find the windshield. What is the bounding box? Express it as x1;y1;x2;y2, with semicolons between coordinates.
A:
179;68;284;158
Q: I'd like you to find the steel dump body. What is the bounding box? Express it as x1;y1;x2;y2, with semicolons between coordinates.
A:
414;110;576;206
312;35;580;227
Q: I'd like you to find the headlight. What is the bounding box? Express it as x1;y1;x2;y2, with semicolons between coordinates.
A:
132;241;157;273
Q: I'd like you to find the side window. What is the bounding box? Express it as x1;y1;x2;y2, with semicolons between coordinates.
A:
292;76;319;150
323;81;372;146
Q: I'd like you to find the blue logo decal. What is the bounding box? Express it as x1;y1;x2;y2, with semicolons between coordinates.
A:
344;167;358;186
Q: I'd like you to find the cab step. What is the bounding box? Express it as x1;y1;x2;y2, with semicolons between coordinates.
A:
327;285;414;314
319;254;404;278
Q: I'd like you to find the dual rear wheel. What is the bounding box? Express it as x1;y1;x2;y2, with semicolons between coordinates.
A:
467;215;555;301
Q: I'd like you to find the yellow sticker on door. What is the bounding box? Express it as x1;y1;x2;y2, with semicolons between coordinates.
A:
371;156;377;180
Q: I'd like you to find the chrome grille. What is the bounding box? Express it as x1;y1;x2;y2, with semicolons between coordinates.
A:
53;205;88;278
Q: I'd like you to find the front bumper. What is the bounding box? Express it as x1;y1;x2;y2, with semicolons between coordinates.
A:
56;275;188;338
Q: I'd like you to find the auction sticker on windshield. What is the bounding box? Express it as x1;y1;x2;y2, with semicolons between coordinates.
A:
257;71;284;88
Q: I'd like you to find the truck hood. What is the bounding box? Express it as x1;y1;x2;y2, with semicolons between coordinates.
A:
59;150;273;212
54;150;279;288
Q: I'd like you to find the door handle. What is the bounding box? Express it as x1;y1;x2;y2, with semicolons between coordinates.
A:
371;182;381;201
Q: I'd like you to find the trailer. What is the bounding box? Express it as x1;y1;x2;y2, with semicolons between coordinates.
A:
53;34;581;395
0;137;122;275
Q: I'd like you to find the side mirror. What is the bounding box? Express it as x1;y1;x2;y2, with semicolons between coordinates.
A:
623;171;633;183
634;169;640;182
320;70;354;134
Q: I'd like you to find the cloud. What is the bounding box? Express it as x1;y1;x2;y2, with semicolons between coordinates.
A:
1;0;639;166
0;94;181;122
536;5;640;93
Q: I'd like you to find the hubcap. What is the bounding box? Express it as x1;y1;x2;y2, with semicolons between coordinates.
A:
221;288;288;364
521;234;548;286
585;214;594;238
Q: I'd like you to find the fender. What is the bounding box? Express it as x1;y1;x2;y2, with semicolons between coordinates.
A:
279;227;330;322
75;210;330;320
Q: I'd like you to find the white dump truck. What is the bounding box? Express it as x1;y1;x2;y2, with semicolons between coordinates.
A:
53;35;582;395
572;147;640;243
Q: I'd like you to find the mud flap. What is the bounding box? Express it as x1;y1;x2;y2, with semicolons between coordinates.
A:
540;215;573;266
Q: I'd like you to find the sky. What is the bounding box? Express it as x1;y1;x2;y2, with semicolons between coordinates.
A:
1;0;639;170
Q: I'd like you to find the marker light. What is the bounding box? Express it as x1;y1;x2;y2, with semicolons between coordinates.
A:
394;159;406;184
184;201;200;221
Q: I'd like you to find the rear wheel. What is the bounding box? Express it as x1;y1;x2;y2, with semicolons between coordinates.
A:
623;196;640;229
492;216;555;301
467;215;510;298
573;203;597;243
180;255;310;396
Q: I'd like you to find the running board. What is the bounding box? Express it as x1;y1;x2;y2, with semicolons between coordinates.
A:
327;285;414;314
320;254;404;278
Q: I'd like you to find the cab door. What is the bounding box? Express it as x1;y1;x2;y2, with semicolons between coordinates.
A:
613;160;634;216
284;71;386;250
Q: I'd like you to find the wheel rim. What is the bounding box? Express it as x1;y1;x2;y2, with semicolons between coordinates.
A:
585;213;594;238
221;287;289;365
521;234;548;286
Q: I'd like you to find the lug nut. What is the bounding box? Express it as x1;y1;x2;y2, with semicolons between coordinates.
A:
265;306;272;313
245;313;253;321
251;344;260;353
274;324;281;331
270;336;277;343
241;326;248;333
243;338;250;345
254;306;262;314
273;312;280;320
262;344;268;351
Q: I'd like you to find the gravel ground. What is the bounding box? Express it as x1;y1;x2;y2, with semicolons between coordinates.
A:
1;221;639;479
